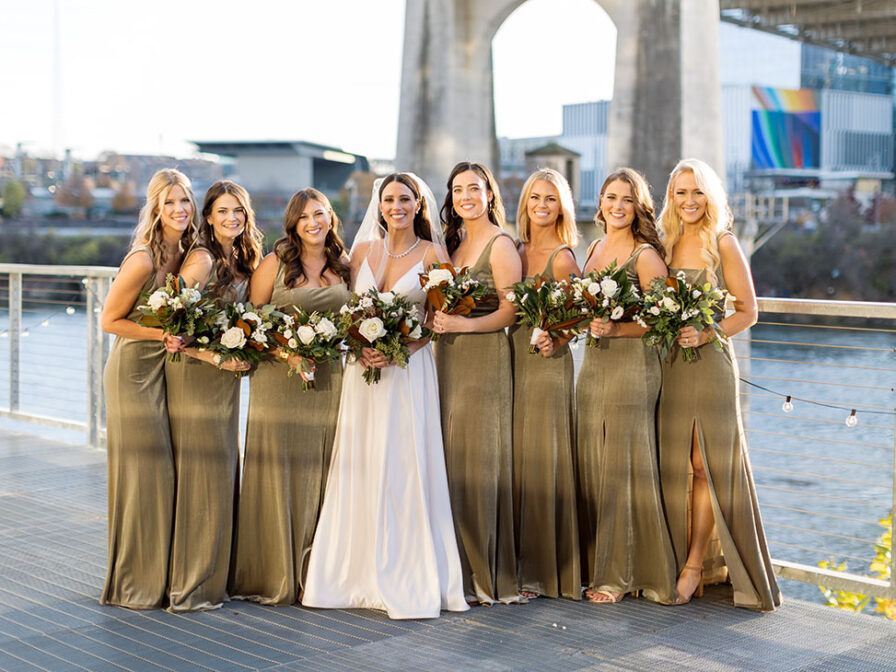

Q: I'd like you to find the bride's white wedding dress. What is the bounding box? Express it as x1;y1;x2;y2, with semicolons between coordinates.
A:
301;258;469;619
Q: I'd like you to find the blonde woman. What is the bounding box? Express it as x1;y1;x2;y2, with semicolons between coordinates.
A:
510;168;580;600
577;168;675;605
657;158;780;610
432;161;523;605
100;168;199;608
164;180;262;611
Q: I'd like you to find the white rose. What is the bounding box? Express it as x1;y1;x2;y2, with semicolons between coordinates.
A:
379;291;396;306
236;303;245;312
425;269;454;289
220;326;246;349
182;288;201;304
283;328;293;339
409;324;422;339
610;306;624;320
358;316;387;343
506;291;516;302
147;290;168;311
360;296;374;309
661;296;680;312
288;338;298;348
315;317;337;338
297;325;316;345
587;282;601;296
649;306;661;316
242;311;261;324
600;278;618;297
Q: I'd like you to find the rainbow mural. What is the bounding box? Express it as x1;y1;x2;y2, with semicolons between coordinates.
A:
751;86;820;169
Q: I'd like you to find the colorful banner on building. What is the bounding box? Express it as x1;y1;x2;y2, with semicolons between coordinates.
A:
751;87;820;169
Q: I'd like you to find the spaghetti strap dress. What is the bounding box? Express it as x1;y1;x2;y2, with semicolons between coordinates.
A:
165;250;247;612
434;231;522;605
576;243;676;603
101;247;174;608
509;245;580;599
657;232;781;611
229;261;348;605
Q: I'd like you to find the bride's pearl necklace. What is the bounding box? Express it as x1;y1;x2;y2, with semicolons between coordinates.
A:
385;236;421;259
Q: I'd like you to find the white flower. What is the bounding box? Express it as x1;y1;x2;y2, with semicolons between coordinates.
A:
379;291;396;306
409;324;422;339
147;290;168;311
197;336;209;345
193;307;203;317
242;311;261;324
359;296;374;309
601;298;609;308
550;288;564;302
283;328;293;339
425;268;454;289
692;289;702;298
315;317;338;338
358;316;387;343
297;325;316;345
634;316;648;328
610;306;624;320
587;282;601;296
169;297;183;311
649;305;661;316
236;302;245;312
220;326;246;349
287;338;298;348
282;314;295;326
661;296;680;312
600;278;618;297
252;328;268;344
339;304;351;314
505;291;516;302
181;288;201;304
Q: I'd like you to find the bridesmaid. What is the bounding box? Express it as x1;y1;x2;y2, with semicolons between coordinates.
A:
229;188;350;605
577;167;676;605
100;168;198;608
432;161;523;605
657;158;780;610
509;168;581;600
164;180;262;611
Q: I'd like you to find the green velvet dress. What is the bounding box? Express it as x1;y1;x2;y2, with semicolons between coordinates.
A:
101;246;174;609
434;231;521;605
165;252;247;612
509;245;580;599
229;262;349;605
576;243;676;603
657;232;781;611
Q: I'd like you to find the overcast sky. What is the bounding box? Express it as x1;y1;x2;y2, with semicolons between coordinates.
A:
0;0;616;161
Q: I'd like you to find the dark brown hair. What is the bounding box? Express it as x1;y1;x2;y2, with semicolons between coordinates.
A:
439;161;506;255
273;188;350;288
595;167;666;259
377;173;434;241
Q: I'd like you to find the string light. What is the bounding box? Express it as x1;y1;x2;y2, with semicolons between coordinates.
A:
782;395;794;413
740;378;893;418
845;409;858;428
66;306;75;315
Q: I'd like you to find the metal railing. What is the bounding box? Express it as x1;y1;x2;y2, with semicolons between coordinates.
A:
1;264;895;603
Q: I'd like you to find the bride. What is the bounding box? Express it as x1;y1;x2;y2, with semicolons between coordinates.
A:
301;173;469;619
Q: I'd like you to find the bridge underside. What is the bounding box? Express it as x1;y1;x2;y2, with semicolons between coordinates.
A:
721;0;896;66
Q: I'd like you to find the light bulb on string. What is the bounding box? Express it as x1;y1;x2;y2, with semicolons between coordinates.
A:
845;410;858;428
782;396;794;413
22;329;29;337
66;306;75;315
41;319;50;327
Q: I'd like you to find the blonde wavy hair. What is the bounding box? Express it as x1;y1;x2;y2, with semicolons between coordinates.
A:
132;169;200;268
516;168;579;248
658;158;732;286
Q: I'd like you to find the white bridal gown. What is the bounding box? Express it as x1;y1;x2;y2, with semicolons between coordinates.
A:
301;258;469;619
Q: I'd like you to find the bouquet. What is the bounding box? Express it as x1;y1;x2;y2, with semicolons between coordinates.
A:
506;276;585;354
636;272;730;363
200;301;281;375
137;273;213;361
270;309;344;390
338;288;425;384
569;262;641;347
418;263;493;341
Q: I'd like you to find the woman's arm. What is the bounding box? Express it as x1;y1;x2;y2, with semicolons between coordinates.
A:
101;250;168;342
178;248;214;290
249;252;278;305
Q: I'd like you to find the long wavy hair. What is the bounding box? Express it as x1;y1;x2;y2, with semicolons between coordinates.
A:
596;167;666;259
517;168;579;247
440;161;507;255
199;180;263;294
131;169;199;268
273;188;350;288
376;173;434;241
658;158;732;285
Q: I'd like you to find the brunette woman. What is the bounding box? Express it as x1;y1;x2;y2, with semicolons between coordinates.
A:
100;168;198;608
431;161;523;605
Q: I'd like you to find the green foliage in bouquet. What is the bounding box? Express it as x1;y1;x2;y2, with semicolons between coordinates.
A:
270;309;344;390
569;261;641;347
137;273;214;361
506;275;585;354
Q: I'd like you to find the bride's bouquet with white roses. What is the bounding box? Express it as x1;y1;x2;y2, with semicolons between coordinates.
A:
636;272;730;363
338;287;425;384
506;275;585;354
137;273;213;361
569;262;641;347
201;302;281;375
418;263;493;341
270;309;344;390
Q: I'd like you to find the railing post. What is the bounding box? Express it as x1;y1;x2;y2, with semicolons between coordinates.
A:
8;272;21;412
86;275;110;449
890;412;896;599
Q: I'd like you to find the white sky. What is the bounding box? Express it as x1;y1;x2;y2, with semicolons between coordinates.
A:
0;0;616;161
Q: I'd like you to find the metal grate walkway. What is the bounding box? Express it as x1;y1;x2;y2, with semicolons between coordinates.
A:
1;430;895;672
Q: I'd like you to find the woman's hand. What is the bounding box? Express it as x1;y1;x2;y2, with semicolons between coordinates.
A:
218;357;251;373
163;334;184;354
677;325;709;348
287;354;317;382
589;319;618;339
360;346;390;369
533;330;555;358
432;310;467;336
